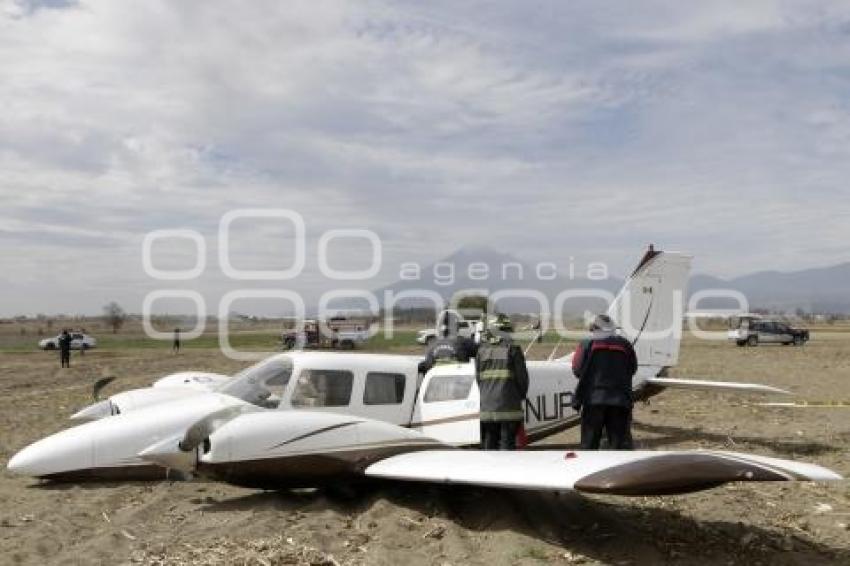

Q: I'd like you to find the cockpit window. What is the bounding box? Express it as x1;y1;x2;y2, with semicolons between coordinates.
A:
216;356;293;408
364;372;406;405
423;374;474;403
291;369;353;408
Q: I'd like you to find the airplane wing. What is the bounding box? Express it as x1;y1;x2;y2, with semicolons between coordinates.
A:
365;449;841;495
643;377;790;396
129;410;841;496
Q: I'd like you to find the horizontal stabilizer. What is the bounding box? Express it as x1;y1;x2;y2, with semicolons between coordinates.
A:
645;377;790;396
757;401;850;408
365;449;840;496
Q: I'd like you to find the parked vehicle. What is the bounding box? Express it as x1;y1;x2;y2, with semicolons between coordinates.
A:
416;311;478;345
281;319;369;350
39;332;97;351
415;310;516;345
728;315;809;347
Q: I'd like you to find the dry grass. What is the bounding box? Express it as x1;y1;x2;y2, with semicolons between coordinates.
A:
0;333;848;565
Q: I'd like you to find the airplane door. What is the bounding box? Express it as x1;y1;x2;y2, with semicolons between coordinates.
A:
411;363;480;446
358;370;415;426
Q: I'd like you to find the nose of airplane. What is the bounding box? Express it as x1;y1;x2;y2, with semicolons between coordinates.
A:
70;399;116;421
7;426;94;478
7;446;39;476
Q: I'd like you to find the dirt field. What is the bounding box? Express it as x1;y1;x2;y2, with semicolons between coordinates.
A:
1;333;848;565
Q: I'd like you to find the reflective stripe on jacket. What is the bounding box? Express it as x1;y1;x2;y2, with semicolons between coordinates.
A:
476;342;529;421
571;334;637;408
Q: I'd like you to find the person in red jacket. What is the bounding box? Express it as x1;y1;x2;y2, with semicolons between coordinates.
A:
571;314;638;449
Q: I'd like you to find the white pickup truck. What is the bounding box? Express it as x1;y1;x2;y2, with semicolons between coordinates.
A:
416;318;478;345
282;319;370;350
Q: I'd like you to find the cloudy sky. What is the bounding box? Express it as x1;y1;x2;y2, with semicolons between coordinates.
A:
1;0;849;316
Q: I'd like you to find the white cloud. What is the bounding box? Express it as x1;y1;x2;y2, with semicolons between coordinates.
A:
1;0;849;314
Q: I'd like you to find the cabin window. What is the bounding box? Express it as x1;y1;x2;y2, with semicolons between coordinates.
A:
216;356;293;408
264;367;292;388
423;374;474;403
364;372;406;405
291;369;354;407
261;362;293;406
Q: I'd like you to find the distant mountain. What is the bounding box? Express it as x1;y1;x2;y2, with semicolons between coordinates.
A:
688;263;850;314
376;247;850;314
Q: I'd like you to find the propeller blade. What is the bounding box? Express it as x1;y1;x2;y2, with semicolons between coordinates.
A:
70;399;116;421
138;435;197;473
92;376;116;401
178;405;257;452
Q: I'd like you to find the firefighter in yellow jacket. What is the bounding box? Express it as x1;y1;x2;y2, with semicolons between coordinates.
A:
475;329;529;450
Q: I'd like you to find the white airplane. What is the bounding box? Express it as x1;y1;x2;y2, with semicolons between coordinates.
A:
7;249;842;495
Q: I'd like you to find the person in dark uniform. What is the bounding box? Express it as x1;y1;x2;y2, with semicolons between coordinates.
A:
571;314;637;450
476;329;529;450
59;329;72;368
418;311;477;374
173;328;181;353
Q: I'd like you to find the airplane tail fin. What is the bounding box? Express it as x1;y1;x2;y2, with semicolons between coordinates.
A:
607;249;692;371
570;247;790;399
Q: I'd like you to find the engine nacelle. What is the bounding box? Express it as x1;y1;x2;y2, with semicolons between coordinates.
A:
196;411;446;489
71;372;230;421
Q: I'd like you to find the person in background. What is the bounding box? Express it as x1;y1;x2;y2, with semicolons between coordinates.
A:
59;329;72;368
571;314;638;450
475;329;529;450
173;328;181;354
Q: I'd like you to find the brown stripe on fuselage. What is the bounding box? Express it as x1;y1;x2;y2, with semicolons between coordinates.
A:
266;420;361;450
574;453;792;496
524;416;581;443
408;412;580;445
408;413;479;429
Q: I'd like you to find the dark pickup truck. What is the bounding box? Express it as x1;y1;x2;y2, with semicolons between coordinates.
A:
728;317;809;346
